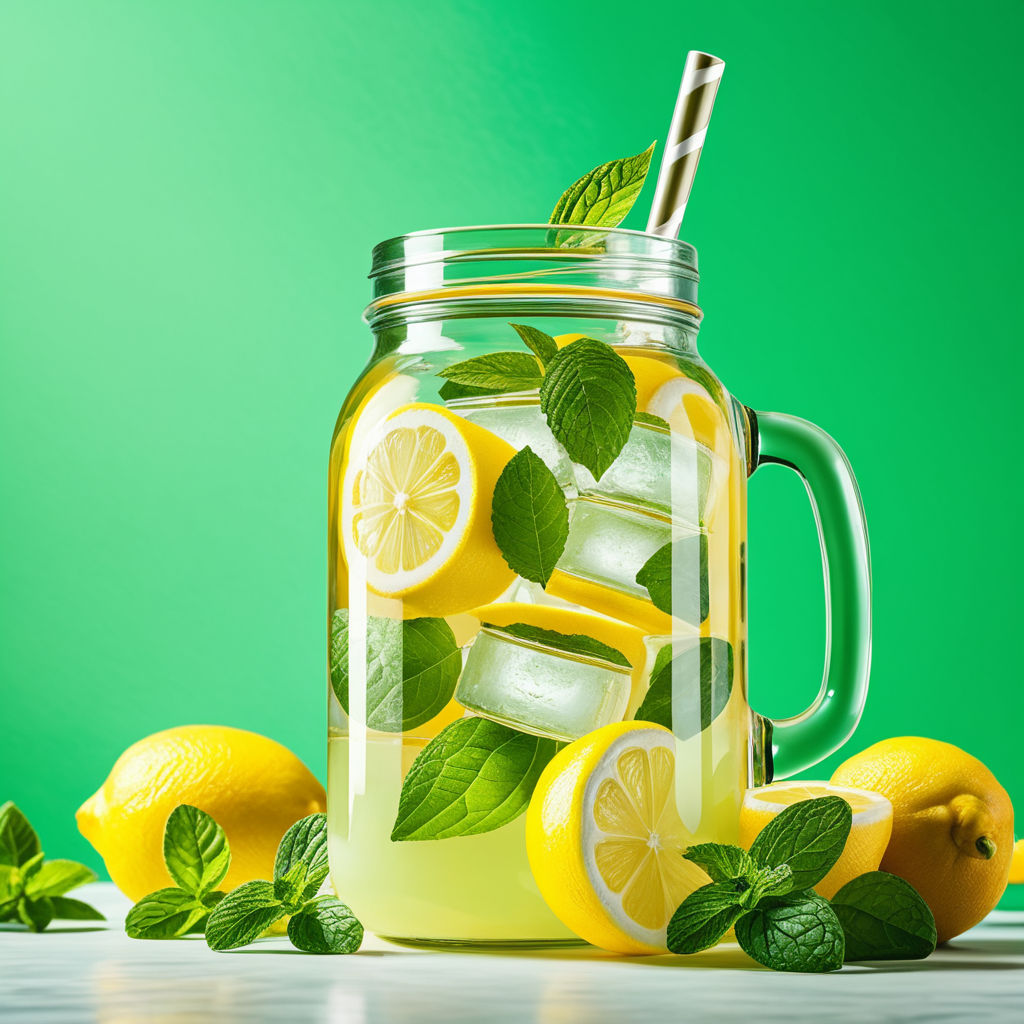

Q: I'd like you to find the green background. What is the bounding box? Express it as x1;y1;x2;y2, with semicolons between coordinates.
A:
1;0;1020;874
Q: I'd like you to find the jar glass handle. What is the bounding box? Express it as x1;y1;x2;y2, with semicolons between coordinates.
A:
750;410;872;779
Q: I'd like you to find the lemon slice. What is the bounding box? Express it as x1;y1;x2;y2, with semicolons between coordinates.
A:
739;781;894;899
526;722;710;954
342;403;516;617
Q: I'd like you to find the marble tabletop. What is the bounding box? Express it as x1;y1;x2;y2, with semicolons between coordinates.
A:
2;884;1022;1023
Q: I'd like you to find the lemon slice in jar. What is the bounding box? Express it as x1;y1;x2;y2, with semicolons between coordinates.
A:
526;722;711;954
342;403;516;617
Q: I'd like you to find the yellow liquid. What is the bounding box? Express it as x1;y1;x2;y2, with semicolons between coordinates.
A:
327;341;753;944
327;733;577;943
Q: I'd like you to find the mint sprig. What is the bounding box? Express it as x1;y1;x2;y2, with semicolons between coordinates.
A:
538;337;636;480
550;143;656;233
126;804;230;939
669;796;937;972
491;622;630;668
831;871;937;961
437;351;543;393
331;610;461;732
205;813;362;954
635;533;709;623
490;447;569;586
510;323;558;366
391;717;556;841
0;801;103;932
634;637;733;739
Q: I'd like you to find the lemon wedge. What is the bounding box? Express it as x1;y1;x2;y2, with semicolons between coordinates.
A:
526;722;710;954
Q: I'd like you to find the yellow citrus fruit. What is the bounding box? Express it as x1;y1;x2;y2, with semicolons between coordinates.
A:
77;725;325;902
1009;840;1024;885
647;375;724;453
738;781;893;899
469;601;648;711
342;402;516;617
545;569;678;637
526;721;711;954
831;737;1014;942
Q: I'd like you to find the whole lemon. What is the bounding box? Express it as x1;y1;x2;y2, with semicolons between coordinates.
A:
77;725;325;902
831;737;1013;942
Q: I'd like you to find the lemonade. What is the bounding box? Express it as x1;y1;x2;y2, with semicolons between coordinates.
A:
327;282;756;945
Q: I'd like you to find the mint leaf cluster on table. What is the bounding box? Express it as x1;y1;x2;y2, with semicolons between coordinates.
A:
0;801;105;931
669;797;938;971
125;805;363;954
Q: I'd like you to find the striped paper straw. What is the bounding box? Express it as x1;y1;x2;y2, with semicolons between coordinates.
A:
646;51;725;238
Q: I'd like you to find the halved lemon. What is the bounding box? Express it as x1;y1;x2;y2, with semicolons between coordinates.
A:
526;722;711;954
739;781;894;899
342;403;516;617
647;374;724;453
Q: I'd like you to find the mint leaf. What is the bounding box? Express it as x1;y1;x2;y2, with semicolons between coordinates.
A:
490;447;569;586
439;379;498;402
274;813;329;902
274;860;309;910
667;880;746;954
17;895;53;932
510;323;558;366
635;637;733;739
163;804;230;897
287;896;364;954
736;892;845;973
391;717;556;841
0;802;40;867
831;871;937;961
744;863;795;904
550;142;656;230
635;534;709;622
748;796;852;891
49;896;105;921
539;339;636;480
126;887;208;939
683;843;755;883
205;880;285;951
331;611;461;732
437;352;543;392
633;411;671;430
491;622;629;668
24;859;96;899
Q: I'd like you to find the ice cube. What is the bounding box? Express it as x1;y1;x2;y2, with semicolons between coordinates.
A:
574;420;718;525
449;395;574;490
455;625;631;742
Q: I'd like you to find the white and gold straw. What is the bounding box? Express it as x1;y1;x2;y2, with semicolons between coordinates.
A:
645;51;725;238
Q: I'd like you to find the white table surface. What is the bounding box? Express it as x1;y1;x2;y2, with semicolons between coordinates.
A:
2;883;1022;1023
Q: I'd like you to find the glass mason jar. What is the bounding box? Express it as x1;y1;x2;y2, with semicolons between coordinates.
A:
327;226;870;946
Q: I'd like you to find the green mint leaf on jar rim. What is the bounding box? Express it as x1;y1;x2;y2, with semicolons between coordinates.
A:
125;887;208;940
274;813;330;902
491;622;629;668
683;842;755;883
539;338;636;480
831;871;937;961
391;718;557;841
748;796;853;892
550;143;656;234
330;611;461;733
205;880;286;951
509;323;558;366
667;880;747;955
635;636;732;740
163;804;230;897
23;859;96;899
635;533;709;623
437;351;543;392
0;801;41;867
491;447;569;587
287;895;364;954
735;891;845;972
